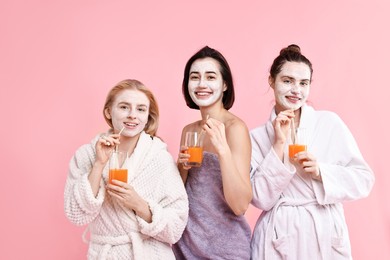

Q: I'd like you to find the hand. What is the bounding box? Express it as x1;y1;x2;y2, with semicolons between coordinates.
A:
106;180;143;210
177;145;192;170
202;117;229;155
293;151;321;180
95;134;121;165
272;110;295;145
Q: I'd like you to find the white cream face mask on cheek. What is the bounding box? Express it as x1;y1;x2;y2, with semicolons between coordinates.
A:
274;83;309;111
273;62;311;111
110;90;150;137
188;58;225;107
112;109;148;138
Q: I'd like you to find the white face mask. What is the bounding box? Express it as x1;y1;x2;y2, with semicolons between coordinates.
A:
107;89;150;138
188;57;227;108
271;61;311;112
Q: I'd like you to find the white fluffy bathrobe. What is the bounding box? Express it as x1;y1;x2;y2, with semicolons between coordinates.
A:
250;105;374;260
64;131;189;259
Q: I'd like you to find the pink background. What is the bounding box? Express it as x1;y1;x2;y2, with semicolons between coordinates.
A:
1;1;389;259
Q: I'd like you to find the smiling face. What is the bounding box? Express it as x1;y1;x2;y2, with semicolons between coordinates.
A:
105;89;150;138
188;57;227;108
270;61;311;113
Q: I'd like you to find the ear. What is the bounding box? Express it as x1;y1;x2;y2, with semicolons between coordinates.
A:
268;76;275;89
223;82;227;92
104;108;111;119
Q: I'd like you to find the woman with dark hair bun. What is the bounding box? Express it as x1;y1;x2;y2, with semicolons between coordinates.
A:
250;45;374;259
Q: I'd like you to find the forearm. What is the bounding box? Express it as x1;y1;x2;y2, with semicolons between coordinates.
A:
177;163;189;184
218;150;252;215
134;200;152;223
88;161;105;197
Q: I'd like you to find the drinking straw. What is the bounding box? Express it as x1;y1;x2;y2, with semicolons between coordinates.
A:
115;126;126;152
118;126;125;135
291;118;297;144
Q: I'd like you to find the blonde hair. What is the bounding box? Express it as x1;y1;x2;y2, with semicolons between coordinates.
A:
103;79;159;136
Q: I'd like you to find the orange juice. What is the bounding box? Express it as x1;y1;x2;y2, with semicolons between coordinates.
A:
109;169;128;184
289;144;307;159
185;146;203;167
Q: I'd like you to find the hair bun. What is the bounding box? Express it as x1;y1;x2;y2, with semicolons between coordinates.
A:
280;44;301;55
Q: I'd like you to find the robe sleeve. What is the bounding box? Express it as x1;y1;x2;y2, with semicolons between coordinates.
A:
250;130;295;211
136;153;189;244
312;113;374;204
64;144;105;226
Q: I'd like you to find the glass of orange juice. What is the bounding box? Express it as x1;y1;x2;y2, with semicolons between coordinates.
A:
184;132;204;167
109;151;128;185
289;128;307;159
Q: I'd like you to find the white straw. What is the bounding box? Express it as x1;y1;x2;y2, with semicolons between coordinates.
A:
115;126;125;152
291;119;296;144
118;126;125;135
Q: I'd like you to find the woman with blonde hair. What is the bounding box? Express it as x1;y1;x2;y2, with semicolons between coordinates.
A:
64;79;188;259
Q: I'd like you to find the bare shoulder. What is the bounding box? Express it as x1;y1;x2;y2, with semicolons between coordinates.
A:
182;120;202;134
224;112;249;135
179;121;202;146
223;112;251;154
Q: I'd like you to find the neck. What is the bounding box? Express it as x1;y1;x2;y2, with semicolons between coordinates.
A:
117;133;142;155
200;103;225;120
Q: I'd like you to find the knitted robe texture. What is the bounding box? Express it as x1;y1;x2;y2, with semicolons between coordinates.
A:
64;131;189;259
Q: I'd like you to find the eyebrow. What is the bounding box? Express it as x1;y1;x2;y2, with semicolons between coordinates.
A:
281;75;310;82
190;71;217;74
118;102;148;107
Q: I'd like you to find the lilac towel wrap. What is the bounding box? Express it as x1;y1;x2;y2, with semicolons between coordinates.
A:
173;152;251;260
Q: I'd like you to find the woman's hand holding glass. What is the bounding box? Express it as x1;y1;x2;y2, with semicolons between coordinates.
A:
293;151;321;180
178;145;192;170
107;180;140;208
107;180;152;222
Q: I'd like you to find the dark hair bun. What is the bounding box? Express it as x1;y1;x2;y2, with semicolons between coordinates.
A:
280;44;301;55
